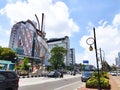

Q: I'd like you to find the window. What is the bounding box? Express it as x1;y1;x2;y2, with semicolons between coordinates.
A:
7;72;16;79
0;74;6;80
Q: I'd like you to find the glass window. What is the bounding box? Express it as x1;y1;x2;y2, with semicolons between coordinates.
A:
7;72;16;79
0;74;6;80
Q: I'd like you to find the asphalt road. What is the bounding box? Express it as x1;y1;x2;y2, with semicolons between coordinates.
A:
19;76;84;90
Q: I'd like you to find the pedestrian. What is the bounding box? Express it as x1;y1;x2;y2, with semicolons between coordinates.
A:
60;71;63;78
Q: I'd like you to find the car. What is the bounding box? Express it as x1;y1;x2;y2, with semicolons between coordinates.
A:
84;65;96;71
0;70;19;90
71;70;76;75
47;70;60;77
110;71;117;76
81;71;93;82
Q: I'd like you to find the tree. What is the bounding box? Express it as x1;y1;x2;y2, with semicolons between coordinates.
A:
20;57;30;70
49;46;67;70
111;64;116;71
0;47;17;62
102;60;111;71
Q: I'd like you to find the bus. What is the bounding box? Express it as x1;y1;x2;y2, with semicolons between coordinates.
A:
0;60;15;70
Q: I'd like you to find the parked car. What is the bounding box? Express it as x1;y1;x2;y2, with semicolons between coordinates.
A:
71;70;76;75
81;71;93;82
0;70;19;90
47;70;60;77
110;71;117;76
84;65;96;71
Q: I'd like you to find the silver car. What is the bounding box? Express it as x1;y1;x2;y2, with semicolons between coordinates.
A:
81;71;93;82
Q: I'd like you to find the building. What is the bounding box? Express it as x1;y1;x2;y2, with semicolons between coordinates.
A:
47;36;75;66
118;52;120;65
70;48;75;65
115;52;120;68
115;57;119;66
9;20;48;63
115;52;120;67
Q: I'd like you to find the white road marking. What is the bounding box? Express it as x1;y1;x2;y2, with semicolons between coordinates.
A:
54;81;82;90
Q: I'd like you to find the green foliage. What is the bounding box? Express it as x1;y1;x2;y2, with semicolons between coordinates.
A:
102;72;109;79
0;47;17;62
49;46;67;70
20;57;30;70
100;77;109;88
86;72;110;89
111;64;117;71
86;78;98;88
66;66;74;71
92;72;109;78
102;60;111;71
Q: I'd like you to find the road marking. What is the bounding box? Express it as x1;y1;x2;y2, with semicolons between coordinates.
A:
54;81;82;90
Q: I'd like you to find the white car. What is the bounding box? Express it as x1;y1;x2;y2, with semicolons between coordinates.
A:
110;71;117;76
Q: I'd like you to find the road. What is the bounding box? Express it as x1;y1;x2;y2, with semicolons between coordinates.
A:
18;75;84;90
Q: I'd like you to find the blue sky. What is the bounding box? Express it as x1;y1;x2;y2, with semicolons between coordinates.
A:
0;0;120;66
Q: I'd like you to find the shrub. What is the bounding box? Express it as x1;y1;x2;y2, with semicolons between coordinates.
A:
86;72;110;89
86;78;98;88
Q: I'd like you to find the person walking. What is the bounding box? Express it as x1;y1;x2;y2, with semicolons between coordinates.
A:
60;70;63;78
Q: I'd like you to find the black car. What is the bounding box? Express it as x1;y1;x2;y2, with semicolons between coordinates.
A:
81;71;93;82
47;70;60;77
0;70;19;90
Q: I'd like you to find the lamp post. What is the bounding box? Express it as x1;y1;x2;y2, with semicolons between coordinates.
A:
86;27;101;90
101;49;105;71
99;48;105;71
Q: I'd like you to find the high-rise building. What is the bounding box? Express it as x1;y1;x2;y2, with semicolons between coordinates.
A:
9;20;48;62
116;52;120;67
70;48;75;65
47;36;75;66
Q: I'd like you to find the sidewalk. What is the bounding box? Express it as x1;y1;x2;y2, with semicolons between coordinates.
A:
19;74;80;87
110;75;120;90
77;75;120;90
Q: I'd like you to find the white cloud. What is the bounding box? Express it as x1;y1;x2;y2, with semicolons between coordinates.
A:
79;13;120;66
0;26;10;47
112;14;120;27
1;0;79;39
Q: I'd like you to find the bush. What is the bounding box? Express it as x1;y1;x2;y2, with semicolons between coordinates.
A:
86;77;98;88
20;57;30;71
17;70;29;76
86;72;110;89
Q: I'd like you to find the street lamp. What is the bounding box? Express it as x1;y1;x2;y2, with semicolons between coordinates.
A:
86;27;101;90
99;48;105;71
86;37;94;51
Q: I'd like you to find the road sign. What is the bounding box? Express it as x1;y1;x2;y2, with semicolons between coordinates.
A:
83;60;89;64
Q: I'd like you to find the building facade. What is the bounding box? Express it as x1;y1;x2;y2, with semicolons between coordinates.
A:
70;48;75;65
116;52;120;67
9;20;48;63
47;36;75;66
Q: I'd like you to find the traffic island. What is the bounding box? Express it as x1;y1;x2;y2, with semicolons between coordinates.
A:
78;75;116;90
78;72;111;90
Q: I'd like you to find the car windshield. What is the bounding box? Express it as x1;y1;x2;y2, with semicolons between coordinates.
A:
49;71;54;75
83;72;92;77
84;65;96;71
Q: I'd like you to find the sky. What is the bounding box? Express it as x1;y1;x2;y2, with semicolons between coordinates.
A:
0;0;120;67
